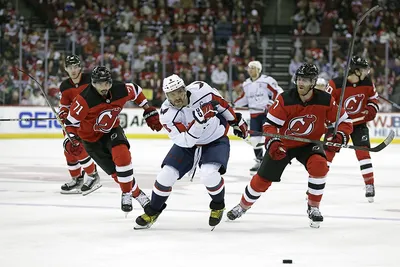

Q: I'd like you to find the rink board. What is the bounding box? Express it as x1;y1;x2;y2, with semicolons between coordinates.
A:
0;106;399;144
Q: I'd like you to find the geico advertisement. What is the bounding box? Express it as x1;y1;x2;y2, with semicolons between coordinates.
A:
0;107;399;139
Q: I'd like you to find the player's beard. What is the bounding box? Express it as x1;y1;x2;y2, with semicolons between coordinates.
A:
172;97;187;108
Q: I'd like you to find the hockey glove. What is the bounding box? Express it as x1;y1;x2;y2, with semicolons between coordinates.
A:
143;106;163;131
265;138;287;160
364;104;378;122
324;131;348;153
58;107;69;124
63;134;83;156
192;101;218;124
229;112;248;139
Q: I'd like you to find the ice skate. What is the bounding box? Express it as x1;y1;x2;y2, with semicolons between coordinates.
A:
134;190;150;208
60;172;84;194
227;204;248;221
81;171;102;196
307;206;323;228
121;192;133;216
249;159;261;173
209;208;225;230
365;184;375;203
134;204;166;230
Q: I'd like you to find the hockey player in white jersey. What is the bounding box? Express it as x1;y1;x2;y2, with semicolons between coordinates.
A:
135;74;248;230
234;61;283;172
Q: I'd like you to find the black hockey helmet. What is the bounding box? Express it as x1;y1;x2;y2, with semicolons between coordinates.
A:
91;66;112;84
65;55;81;68
349;56;369;73
295;63;319;84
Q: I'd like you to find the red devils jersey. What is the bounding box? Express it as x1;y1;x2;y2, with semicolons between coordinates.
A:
326;77;379;125
66;81;148;142
59;72;91;111
264;89;353;149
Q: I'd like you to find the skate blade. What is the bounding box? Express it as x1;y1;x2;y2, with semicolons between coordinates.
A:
124;212;130;218
310;221;321;228
367;197;374;203
134;223;152;230
60;190;82;194
81;184;102;196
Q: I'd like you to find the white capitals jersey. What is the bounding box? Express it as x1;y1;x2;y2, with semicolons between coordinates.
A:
234;74;283;115
160;81;236;148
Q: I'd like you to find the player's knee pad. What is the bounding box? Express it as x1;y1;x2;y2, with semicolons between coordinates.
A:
307;154;329;177
75;148;89;161
324;150;335;164
64;150;78;162
355;149;371;161
199;163;221;187
156;165;179;187
112;144;131;166
250;174;272;192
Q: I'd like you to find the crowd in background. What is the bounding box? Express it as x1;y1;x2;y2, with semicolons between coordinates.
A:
290;0;400;109
0;0;264;106
1;0;400;110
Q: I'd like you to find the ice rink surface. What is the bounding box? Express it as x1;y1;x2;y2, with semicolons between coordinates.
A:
0;139;399;267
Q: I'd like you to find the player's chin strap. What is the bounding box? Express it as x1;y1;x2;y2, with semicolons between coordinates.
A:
248;130;394;153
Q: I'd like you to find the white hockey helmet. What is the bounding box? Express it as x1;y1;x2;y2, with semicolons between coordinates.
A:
248;60;262;73
163;74;185;93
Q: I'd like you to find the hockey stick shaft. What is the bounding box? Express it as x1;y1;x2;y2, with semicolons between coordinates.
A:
249;129;394;152
379;95;400;109
0;117;57;122
333;5;381;135
16;69;74;143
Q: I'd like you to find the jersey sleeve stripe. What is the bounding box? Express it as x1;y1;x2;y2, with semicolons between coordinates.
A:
173;122;187;133
266;112;285;126
367;102;379;112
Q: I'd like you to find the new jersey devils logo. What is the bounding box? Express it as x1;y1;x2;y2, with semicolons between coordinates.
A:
344;94;365;114
285;115;317;136
93;107;121;133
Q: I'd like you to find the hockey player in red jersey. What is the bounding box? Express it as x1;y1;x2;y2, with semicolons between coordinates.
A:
325;56;379;202
64;66;163;212
58;55;99;195
227;64;353;228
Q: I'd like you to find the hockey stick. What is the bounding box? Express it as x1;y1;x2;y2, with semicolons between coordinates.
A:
234;107;265;112
379;95;400;109
0;117;57;122
333;4;382;135
249;129;394;152
16;69;74;143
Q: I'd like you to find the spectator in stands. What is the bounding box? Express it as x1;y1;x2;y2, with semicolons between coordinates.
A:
214;15;232;46
211;62;228;97
305;16;321;36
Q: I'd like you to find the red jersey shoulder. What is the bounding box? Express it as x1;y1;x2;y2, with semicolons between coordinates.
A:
280;88;332;107
332;77;344;89
60;72;91;93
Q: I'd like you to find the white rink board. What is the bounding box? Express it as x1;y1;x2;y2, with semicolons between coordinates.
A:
0;106;399;143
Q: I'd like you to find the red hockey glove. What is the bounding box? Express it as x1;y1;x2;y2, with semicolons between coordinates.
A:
63;134;83;156
324;131;348;153
364;105;378;122
143;106;163;131
265;139;287;160
229;112;248;139
58;107;69;124
193;101;218;124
